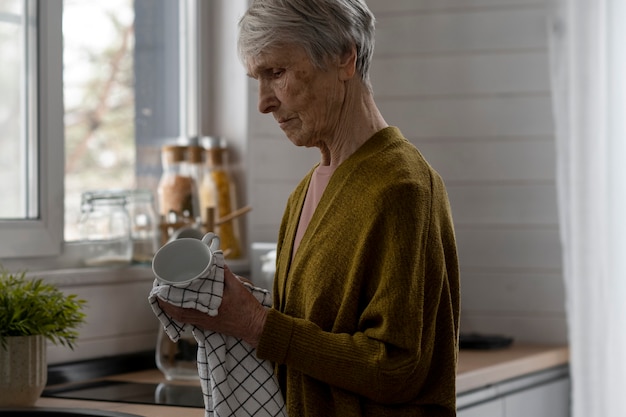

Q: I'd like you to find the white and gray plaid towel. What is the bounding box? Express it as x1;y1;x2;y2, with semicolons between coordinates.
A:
148;249;287;417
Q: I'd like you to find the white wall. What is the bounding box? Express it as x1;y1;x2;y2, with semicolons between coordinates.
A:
246;0;566;345
40;267;157;365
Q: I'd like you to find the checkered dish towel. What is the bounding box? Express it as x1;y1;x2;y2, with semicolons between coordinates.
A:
148;249;287;417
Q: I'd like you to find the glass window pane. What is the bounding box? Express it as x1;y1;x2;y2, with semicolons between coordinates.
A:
0;0;31;219
63;0;136;240
62;0;181;243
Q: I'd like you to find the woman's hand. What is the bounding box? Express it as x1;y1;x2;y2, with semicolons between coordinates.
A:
157;265;268;348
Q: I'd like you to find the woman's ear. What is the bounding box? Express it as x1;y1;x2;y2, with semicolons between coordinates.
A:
338;45;357;81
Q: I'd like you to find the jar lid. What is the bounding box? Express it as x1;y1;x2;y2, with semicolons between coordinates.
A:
81;190;127;212
188;145;203;163
125;188;154;203
81;189;127;203
161;145;187;163
204;147;228;167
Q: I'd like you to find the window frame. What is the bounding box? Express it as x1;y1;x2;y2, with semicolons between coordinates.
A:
0;0;64;259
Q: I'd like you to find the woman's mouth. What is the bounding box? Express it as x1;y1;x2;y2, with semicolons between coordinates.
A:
278;118;293;129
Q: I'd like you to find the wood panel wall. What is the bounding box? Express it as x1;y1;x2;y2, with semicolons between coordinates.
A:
245;0;566;344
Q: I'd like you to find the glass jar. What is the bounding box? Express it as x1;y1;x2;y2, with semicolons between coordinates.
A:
125;189;159;264
78;191;132;267
157;145;199;221
199;137;242;259
187;144;204;187
155;327;199;381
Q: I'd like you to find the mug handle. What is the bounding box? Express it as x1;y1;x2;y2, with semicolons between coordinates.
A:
202;232;221;252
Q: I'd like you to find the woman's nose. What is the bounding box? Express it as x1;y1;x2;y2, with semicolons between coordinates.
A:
258;81;279;114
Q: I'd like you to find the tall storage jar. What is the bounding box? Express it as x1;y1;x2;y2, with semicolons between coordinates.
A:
157;145;199;223
199;137;242;259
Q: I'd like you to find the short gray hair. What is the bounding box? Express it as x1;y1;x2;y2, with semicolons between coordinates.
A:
238;0;376;90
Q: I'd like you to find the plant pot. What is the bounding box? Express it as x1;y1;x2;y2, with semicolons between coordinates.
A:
0;334;47;407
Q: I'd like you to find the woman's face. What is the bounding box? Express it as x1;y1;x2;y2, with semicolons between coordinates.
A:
247;44;348;149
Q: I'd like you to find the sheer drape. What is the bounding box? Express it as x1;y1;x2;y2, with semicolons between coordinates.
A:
549;1;626;416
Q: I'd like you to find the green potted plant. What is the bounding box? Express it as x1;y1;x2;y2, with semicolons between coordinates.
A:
0;267;86;407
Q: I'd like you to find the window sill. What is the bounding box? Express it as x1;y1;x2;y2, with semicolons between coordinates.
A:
0;241;250;286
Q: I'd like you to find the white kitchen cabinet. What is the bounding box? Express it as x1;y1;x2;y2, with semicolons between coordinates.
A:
457;365;570;417
504;377;570;417
458;398;504;417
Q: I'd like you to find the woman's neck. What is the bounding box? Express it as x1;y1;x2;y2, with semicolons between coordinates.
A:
319;83;387;167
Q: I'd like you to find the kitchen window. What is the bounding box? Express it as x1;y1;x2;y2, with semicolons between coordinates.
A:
62;0;183;242
0;0;207;263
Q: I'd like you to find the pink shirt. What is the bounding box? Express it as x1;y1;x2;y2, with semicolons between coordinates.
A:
293;164;336;256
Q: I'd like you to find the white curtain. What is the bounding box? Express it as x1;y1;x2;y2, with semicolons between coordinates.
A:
549;1;626;416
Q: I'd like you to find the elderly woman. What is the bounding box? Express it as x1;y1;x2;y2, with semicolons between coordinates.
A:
159;0;460;416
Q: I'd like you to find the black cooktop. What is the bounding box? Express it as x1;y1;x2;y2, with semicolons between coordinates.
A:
43;380;204;408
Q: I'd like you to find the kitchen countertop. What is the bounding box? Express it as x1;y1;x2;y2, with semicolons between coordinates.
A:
31;343;569;417
456;343;569;393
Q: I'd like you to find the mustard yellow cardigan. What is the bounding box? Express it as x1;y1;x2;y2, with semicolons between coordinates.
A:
256;127;460;417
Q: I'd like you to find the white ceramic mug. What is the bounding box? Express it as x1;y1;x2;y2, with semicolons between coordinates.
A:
152;232;221;285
